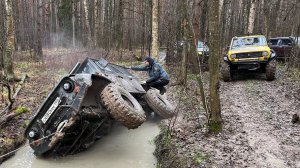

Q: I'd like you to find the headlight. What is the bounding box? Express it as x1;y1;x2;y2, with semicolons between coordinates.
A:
28;129;39;139
198;51;203;55
262;51;269;57
63;81;74;92
230;54;236;59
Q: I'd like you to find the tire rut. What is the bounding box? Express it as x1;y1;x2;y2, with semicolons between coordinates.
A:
222;80;300;168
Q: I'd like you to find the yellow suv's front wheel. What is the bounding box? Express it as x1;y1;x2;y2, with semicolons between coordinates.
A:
222;63;231;82
266;60;276;81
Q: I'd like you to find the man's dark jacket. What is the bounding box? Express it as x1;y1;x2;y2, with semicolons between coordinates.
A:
131;58;169;83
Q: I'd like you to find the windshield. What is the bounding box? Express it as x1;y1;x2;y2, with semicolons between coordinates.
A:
198;41;204;48
231;36;267;49
269;39;279;45
197;41;209;49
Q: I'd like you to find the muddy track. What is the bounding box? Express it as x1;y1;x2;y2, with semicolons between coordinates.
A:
158;69;300;168
220;79;300;167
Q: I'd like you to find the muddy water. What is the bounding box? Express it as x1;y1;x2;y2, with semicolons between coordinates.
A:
1;120;160;168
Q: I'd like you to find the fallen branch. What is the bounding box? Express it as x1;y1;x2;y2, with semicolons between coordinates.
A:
12;74;28;99
0;112;24;128
0;74;28;115
0;82;14;113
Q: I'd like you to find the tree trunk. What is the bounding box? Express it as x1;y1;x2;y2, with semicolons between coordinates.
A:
200;0;208;41
176;1;189;86
34;0;43;61
72;1;76;48
151;0;159;59
208;0;222;132
83;0;92;48
116;0;123;51
178;30;188;86
4;0;15;80
0;0;7;76
248;0;256;34
94;0;99;48
271;0;282;37
191;0;201;73
190;0;209;116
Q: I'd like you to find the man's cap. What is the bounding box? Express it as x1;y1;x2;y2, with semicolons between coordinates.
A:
144;56;154;65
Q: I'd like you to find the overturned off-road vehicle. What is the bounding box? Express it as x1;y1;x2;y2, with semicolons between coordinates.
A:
25;58;175;156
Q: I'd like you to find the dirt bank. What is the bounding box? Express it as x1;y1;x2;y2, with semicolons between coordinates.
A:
155;66;300;168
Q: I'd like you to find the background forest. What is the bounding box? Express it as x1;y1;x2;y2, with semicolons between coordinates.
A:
0;0;299;68
1;0;300;167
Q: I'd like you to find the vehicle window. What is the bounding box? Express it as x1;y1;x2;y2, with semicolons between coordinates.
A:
231;36;267;49
269;39;279;45
95;61;112;72
82;62;97;74
197;41;204;48
281;39;292;46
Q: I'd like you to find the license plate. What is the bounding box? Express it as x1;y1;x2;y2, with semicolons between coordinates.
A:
41;97;61;124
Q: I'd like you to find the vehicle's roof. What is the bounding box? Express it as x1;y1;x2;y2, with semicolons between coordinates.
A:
234;35;266;38
269;37;292;40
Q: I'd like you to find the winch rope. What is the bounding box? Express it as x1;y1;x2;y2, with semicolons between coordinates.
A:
0;132;56;159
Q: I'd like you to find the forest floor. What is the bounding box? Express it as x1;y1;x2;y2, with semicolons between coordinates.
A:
155;65;300;168
1;49;300;168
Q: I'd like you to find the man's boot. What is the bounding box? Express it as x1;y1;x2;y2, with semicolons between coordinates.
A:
159;86;167;95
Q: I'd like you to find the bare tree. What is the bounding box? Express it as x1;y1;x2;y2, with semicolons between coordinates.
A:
151;0;159;59
191;0;209;117
72;1;76;48
83;0;92;48
34;0;43;61
208;0;222;132
0;0;6;79
4;0;15;81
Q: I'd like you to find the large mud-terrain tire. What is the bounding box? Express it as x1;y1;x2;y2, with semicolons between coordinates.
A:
100;83;146;129
144;89;175;119
266;60;276;81
222;63;231;82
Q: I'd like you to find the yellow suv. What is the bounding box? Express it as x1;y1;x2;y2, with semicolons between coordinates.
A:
222;35;276;81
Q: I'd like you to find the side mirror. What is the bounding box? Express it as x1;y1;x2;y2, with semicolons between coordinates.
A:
288;43;292;46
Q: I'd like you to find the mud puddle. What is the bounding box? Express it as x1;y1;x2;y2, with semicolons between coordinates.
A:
1;120;160;168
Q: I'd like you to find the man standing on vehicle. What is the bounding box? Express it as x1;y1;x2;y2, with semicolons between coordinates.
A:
129;56;170;94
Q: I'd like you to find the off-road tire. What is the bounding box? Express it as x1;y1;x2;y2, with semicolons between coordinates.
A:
100;83;146;129
266;60;276;81
222;63;231;82
144;89;175;119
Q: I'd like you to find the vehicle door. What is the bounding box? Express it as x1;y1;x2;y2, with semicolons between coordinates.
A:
281;39;293;59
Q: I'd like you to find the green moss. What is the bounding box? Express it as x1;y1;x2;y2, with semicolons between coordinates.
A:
57;68;67;77
187;73;199;81
15;106;30;114
193;152;207;165
15;62;29;69
22;120;30;128
207;121;222;133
